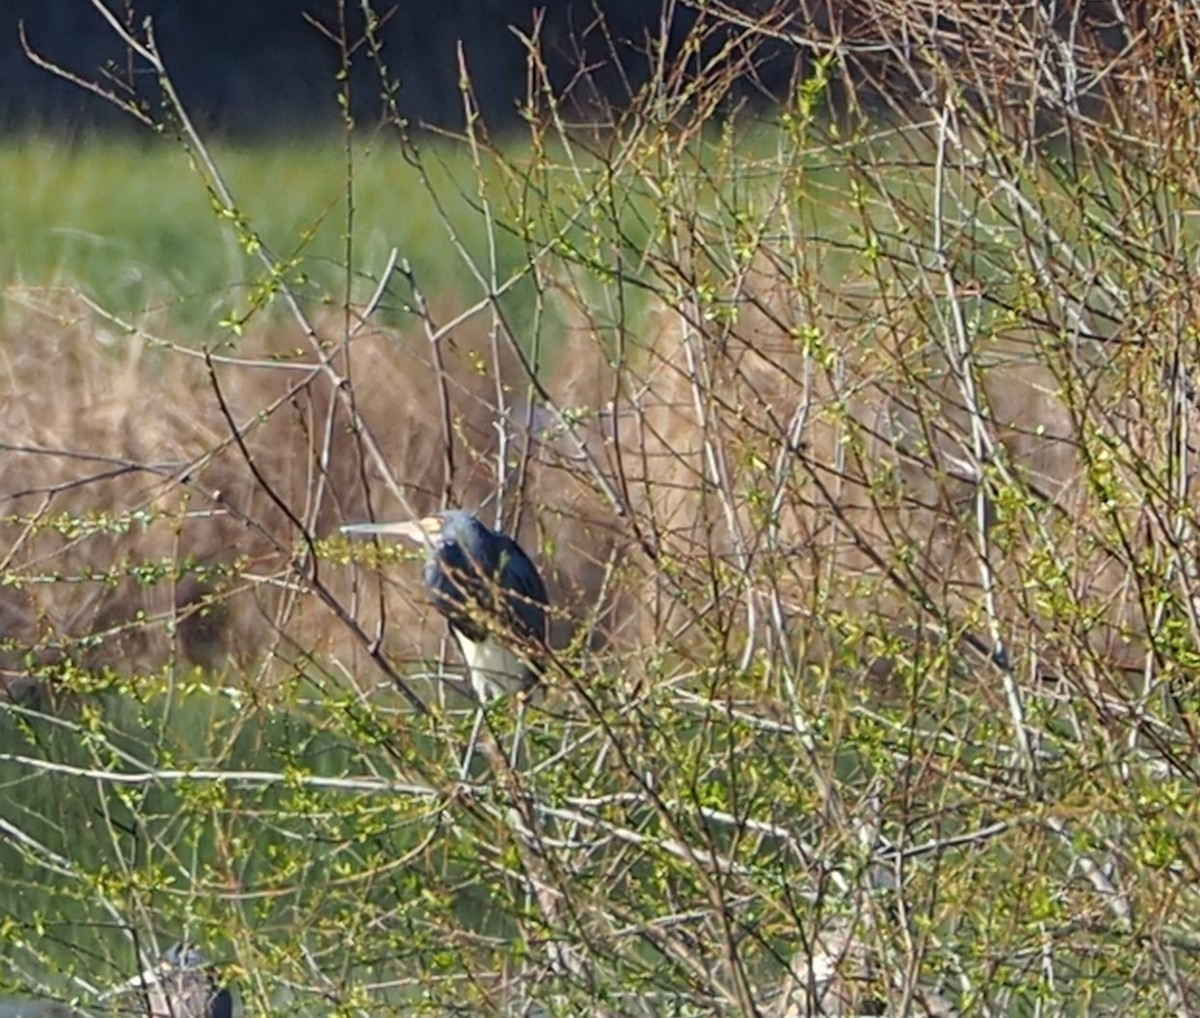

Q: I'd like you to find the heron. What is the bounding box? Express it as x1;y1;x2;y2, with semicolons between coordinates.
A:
342;509;549;774
105;943;232;1018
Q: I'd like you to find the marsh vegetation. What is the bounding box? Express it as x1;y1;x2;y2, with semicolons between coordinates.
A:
3;2;1200;1014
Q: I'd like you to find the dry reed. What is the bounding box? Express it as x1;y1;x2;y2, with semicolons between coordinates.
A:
0;261;1185;707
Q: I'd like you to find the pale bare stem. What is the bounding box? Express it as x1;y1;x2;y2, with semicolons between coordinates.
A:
656;203;760;680
274;4;360;638
1042;815;1131;929
1046;812;1191;1010
1125;81;1200;745
18;20;154;127
986;170;1127;327
93;13;421;532
764;397;809;676
930;97;1036;783
1133;323;1194;752
357;247;399;326
396;262;456;507
0;813;128;931
455;45;507;517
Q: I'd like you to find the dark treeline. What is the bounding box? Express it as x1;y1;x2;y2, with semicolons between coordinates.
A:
3;1;1143;139
2;1;730;137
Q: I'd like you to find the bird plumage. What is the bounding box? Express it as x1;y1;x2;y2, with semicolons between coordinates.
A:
342;509;549;702
424;510;548;699
106;943;231;1018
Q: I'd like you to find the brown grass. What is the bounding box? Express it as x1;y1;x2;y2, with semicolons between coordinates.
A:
570;250;1187;694
0;284;667;704
0;295;536;692
0;261;1188;706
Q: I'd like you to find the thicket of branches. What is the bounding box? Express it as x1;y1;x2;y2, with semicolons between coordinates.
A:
4;1;1200;1014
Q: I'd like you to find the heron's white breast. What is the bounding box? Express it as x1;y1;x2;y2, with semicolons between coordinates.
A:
454;633;532;702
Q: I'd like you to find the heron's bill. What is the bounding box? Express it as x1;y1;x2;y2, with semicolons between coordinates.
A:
340;517;442;544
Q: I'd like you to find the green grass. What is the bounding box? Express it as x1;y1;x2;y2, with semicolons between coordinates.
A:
4;110;1199;1013
0;681;486;1004
0;134;540;338
0;126;877;351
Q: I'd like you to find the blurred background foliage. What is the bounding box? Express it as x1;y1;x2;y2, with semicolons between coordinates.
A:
4;0;713;136
4;1;1200;1016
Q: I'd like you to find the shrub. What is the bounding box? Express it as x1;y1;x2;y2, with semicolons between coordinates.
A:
5;2;1200;1015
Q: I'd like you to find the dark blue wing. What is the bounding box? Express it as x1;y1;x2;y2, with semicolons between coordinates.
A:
424;547;491;643
423;531;548;654
209;985;234;1018
496;534;549;650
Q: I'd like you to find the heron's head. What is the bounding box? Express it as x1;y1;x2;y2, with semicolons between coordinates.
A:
341;509;489;557
160;943;206;971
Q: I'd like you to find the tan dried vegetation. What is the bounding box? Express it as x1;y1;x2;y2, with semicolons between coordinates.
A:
0;262;1180;704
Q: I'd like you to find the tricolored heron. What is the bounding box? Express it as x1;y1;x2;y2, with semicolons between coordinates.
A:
106;943;231;1018
342;509;549;774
